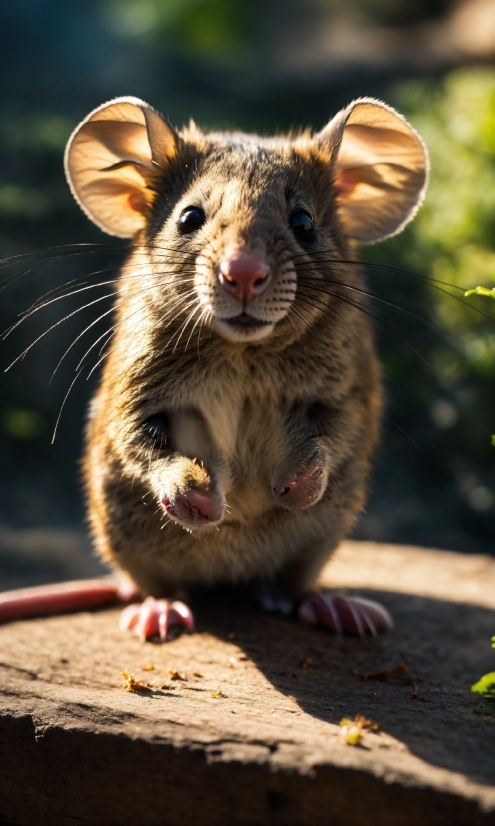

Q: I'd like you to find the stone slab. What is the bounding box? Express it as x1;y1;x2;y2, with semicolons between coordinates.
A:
1;541;495;825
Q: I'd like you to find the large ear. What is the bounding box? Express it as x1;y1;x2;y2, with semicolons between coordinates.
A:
316;98;428;243
64;96;178;237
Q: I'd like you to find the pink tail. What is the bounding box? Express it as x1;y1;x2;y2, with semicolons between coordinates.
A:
0;578;139;623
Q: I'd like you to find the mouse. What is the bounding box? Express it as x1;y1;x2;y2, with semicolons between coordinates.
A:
0;95;428;641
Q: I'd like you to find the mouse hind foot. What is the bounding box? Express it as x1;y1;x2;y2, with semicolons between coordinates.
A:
299;592;392;637
120;596;194;642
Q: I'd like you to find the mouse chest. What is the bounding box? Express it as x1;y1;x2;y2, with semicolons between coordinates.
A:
196;382;285;499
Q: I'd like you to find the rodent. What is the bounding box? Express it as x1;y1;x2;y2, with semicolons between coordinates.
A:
0;96;428;638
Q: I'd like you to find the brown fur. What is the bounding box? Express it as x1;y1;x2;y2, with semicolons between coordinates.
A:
66;97;427;601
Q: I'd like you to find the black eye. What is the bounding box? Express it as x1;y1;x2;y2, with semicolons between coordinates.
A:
290;209;315;243
141;414;169;452
178;206;206;234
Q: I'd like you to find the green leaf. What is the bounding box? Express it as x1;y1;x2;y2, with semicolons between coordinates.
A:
471;672;495;697
464;286;495;298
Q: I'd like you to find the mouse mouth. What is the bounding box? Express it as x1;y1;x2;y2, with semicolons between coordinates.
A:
223;312;272;329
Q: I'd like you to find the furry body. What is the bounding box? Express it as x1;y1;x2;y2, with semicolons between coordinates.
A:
64;98;426;606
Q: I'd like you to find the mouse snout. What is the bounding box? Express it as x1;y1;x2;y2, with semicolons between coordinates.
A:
219;250;270;303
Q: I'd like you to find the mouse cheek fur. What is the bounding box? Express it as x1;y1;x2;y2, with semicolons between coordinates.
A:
152;456;226;530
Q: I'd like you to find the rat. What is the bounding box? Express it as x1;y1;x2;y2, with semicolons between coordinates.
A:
0;96;428;640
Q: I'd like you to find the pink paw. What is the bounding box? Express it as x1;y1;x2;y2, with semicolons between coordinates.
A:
271;463;324;511
299;593;392;637
120;596;194;642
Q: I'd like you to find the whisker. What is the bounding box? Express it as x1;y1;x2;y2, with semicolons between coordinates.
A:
50;305;117;381
185;307;209;351
4;293;117;371
86;290;200;379
76;326;115;372
293;294;360;348
294;253;495;325
297;274;447;340
10;265;197;326
51;362;88;443
172;303;203;354
297;287;429;364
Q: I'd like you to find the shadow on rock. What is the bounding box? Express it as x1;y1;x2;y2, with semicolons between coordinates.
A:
191;584;495;787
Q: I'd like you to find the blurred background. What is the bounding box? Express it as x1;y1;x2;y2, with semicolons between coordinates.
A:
0;0;494;589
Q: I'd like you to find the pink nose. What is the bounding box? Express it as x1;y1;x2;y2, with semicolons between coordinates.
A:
219;250;270;303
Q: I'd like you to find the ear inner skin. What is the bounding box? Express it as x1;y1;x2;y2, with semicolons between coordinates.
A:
127;191;147;214
317;97;429;243
64;96;178;238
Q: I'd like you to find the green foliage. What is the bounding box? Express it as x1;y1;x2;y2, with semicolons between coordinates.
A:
394;69;495;376
102;0;256;60
472;673;495;698
0;114;72;154
471;638;495;698
0;185;52;221
465;286;495;299
463;280;495;448
2;408;43;441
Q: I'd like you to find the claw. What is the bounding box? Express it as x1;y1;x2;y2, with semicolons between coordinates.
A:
120;596;194;642
158;601;169;641
170;600;194;631
119;603;141;632
298;593;392;636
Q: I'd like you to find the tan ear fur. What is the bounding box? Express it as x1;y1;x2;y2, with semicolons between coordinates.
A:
64;97;177;238
318;98;429;243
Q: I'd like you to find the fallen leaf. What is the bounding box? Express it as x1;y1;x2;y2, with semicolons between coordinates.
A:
339;714;379;746
356;663;409;681
354;714;379;732
345;729;363;746
121;670;149;693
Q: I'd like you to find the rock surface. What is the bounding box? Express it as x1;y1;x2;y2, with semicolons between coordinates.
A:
1;540;495;826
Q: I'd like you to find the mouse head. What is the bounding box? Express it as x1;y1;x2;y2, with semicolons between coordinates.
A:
65;96;428;346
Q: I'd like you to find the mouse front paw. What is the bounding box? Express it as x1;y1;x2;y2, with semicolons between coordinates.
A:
120;596;194;642
271;462;325;511
299;593;392;637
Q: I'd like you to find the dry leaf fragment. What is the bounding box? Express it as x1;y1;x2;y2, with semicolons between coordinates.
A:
355;662;425;697
339;714;379;746
411;678;426;700
357;663;409;681
142;663;155;672
354;714;379;732
345;729;363;746
211;688;225;698
168;668;186;681
121;670;149;692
